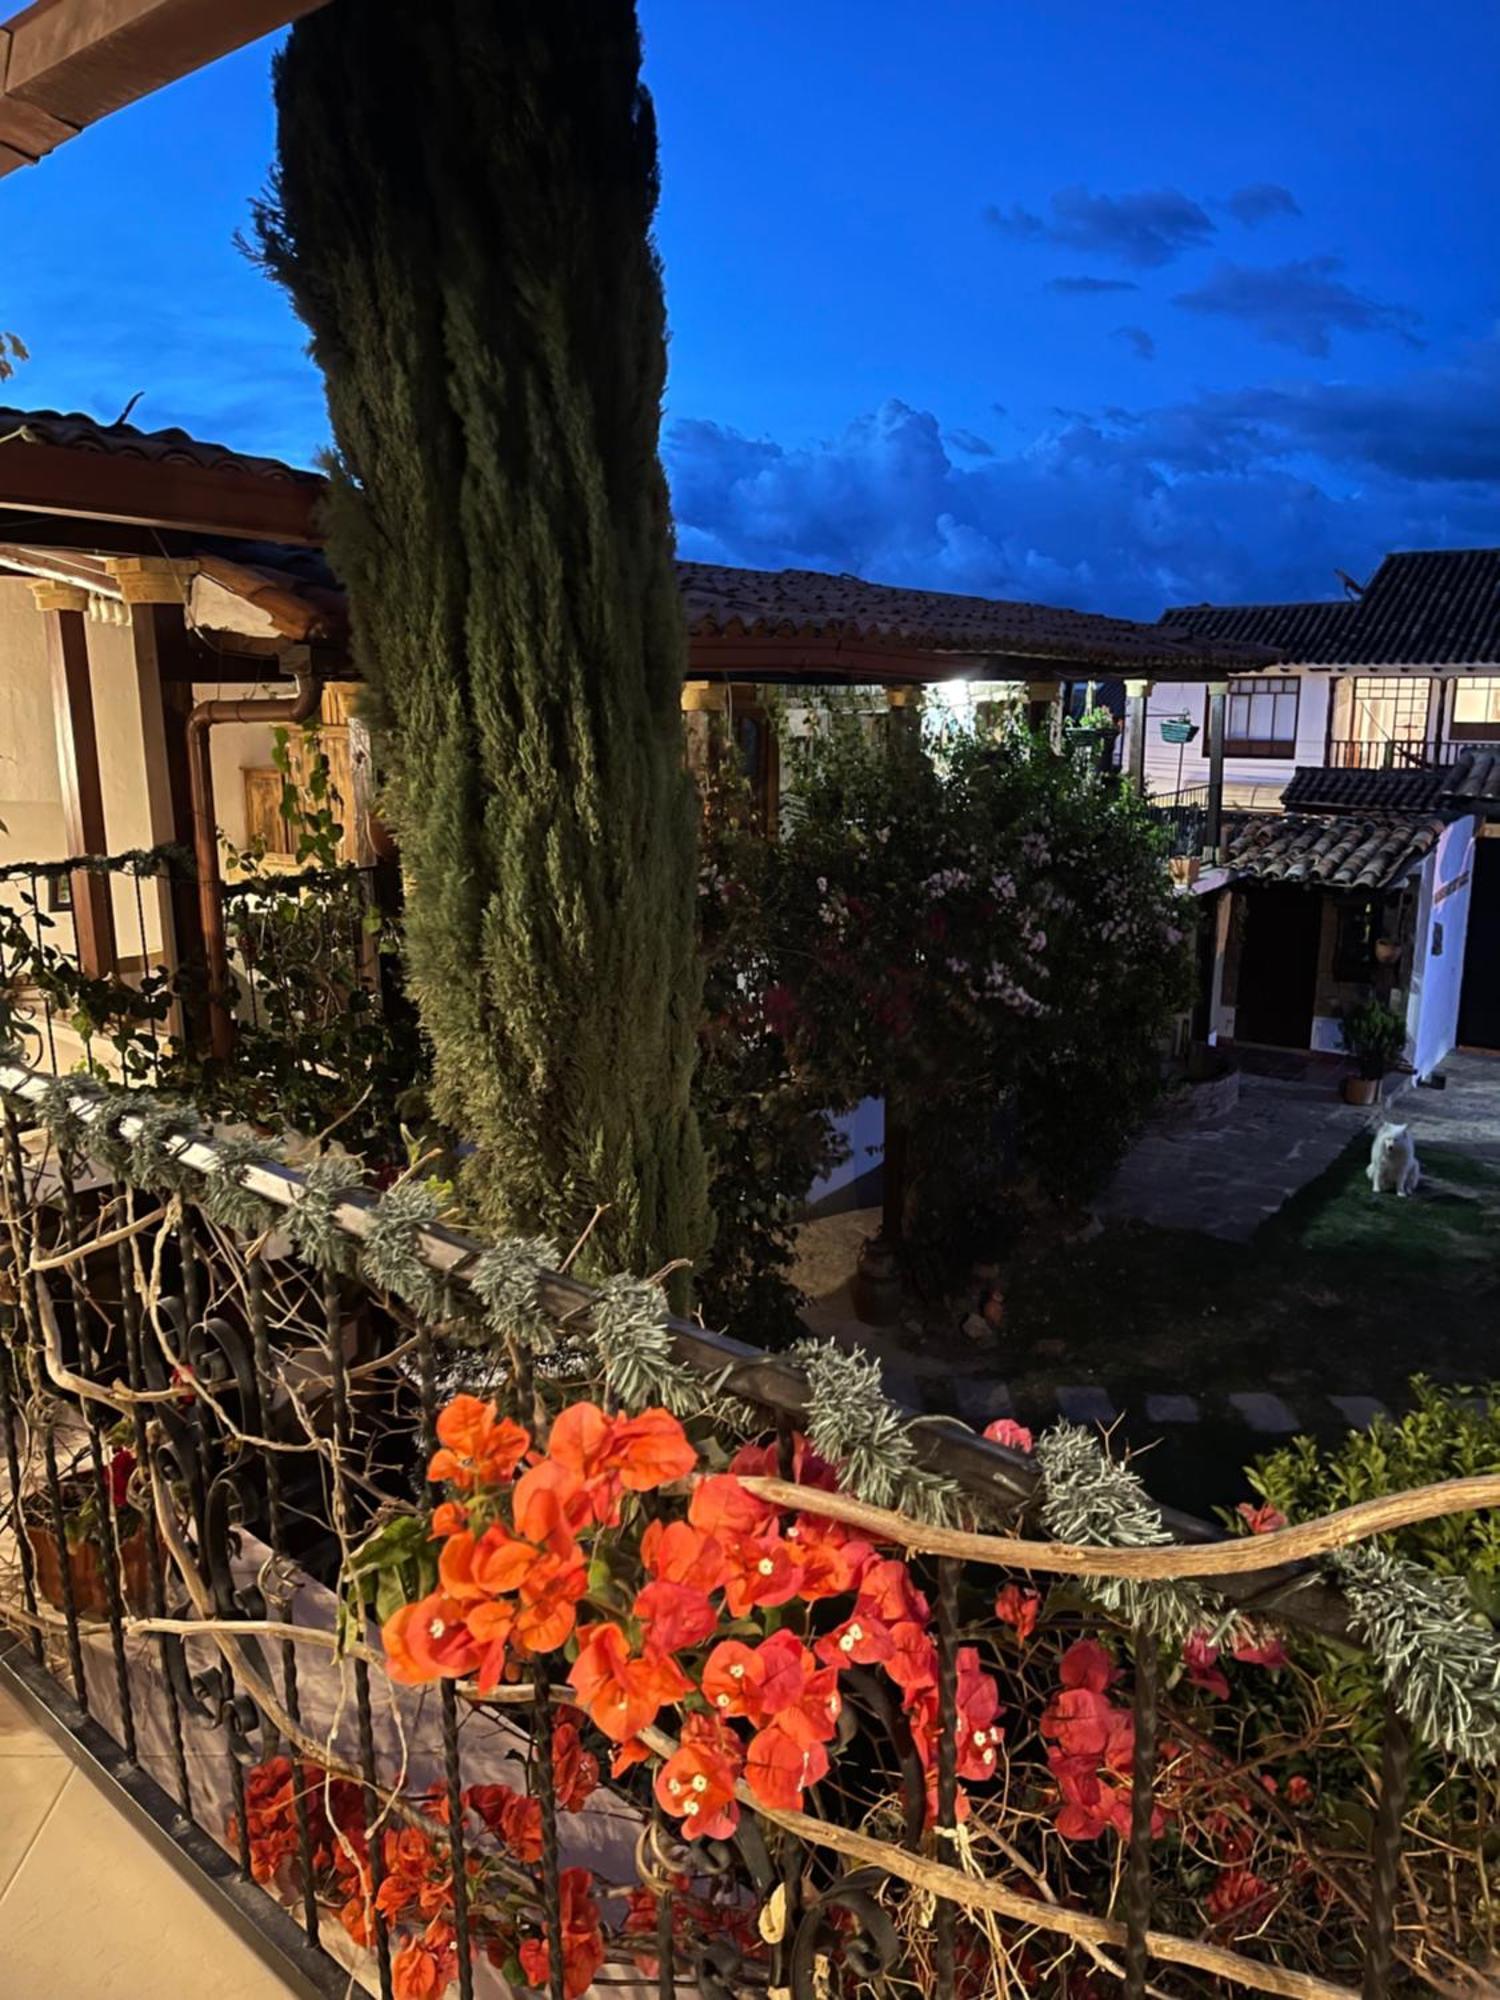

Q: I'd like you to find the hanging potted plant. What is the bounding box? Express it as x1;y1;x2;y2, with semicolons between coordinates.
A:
25;1433;156;1619
1067;704;1118;775
1337;999;1407;1106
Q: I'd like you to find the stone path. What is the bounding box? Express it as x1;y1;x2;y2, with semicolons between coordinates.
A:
1096;1068;1379;1241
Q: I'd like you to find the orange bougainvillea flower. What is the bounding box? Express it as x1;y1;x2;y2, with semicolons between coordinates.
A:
609;1408;697;1490
720;1529;805;1617
518;1868;605;2000
513;1457;592;1545
551;1716;601;1812
426;1396;530;1491
429;1500;469;1538
567;1622;692;1742
464;1599;515;1695
784;1515;875;1601
702;1639;765;1721
857;1558;931;1628
995;1583;1041;1644
814;1609;895;1671
631;1579;719;1656
382;1593;480;1685
512;1551;588;1656
641;1519;727;1595
391;1939;456;2000
654;1716;742;1840
884;1621;939;1693
688;1473;778;1539
745;1714;831;1812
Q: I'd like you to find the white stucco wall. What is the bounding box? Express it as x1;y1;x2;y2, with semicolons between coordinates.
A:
1407;816;1477;1078
1142;671;1332;807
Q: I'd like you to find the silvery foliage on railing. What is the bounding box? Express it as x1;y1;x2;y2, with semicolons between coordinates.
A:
282;1154;364;1275
1036;1422;1205;1641
792;1338;961;1525
360;1177;446;1317
1339;1545;1500;1763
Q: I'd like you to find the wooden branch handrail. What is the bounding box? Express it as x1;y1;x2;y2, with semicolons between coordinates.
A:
735;1473;1500;1578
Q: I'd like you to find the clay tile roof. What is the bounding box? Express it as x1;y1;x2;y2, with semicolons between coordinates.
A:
1164;547;1500;668
1280;765;1452;815
0;406;321;487
1222;811;1446;891
679;561;1277;672
1444;748;1500;805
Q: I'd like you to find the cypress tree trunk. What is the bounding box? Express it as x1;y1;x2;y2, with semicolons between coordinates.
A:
256;0;708;1279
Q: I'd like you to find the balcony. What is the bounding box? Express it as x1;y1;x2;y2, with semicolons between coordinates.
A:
1326;737;1441;771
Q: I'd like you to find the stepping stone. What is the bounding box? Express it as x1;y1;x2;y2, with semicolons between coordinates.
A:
1228;1391;1300;1434
1145;1393;1200;1424
1056;1385;1117;1427
956;1377;1014;1423
1329;1394;1387;1431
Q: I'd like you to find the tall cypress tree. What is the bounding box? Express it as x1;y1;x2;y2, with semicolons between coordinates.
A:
256;0;709;1279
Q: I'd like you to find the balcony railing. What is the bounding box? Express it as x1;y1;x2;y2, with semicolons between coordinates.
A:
2;1057;1495;1998
1326;738;1440;771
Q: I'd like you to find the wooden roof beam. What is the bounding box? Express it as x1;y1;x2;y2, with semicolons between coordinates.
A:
0;0;328;173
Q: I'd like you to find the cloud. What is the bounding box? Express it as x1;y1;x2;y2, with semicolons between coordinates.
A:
1173;257;1421;356
1113;325;1156;361
946;428;995;456
1226;183;1302;227
665;338;1500;620
985;185;1216;268
1045;275;1140;295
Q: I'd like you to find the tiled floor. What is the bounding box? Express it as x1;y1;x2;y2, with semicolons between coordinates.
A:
0;1682;294;1998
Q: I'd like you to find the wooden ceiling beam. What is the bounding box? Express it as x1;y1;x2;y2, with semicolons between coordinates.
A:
0;0;328;172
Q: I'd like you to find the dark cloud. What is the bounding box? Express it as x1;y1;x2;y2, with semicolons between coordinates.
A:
1113;325;1156;361
985;185;1215;268
1045;275;1140;295
946;428;995;456
1173;257;1421;356
665;338;1500;620
1226;183;1302;227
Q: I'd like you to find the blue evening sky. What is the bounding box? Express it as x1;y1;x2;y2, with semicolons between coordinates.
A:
4;1;1499;616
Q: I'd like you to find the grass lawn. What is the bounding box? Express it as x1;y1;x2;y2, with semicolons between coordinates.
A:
996;1138;1500;1513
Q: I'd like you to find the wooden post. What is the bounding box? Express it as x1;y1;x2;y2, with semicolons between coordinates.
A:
1123;677;1152;792
1025;678;1063;750
106;558;208;1045
33;583;118;978
680;679;728;789
1204;681;1228;862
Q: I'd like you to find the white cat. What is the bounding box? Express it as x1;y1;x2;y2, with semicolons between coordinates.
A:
1367;1121;1421;1197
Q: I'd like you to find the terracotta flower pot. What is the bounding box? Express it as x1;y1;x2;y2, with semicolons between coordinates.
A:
27;1513;156;1621
1341;1075;1380;1107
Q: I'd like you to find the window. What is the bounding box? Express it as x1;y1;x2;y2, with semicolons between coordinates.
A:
1347;677;1429;746
1216;676;1300;758
1451;679;1500;740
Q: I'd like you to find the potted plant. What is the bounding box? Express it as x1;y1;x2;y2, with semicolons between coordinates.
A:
25;1435;156;1620
1338;999;1407;1106
1067;704;1118;774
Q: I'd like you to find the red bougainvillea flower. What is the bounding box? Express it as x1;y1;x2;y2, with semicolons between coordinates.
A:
632;1579;719;1657
551;1714;600;1812
466;1782;542;1862
106;1448;136;1511
518;1868;605;2000
1286;1774;1313;1807
1182;1629;1230;1701
884;1621;939;1693
1230;1622;1289;1671
702;1639;765;1721
728;1432;838;1491
382;1593;480;1685
983;1418;1035;1453
994;1583;1041;1643
641;1519;728;1594
391;1938;457;2000
1206;1866;1275;1927
426;1396;530;1491
568;1622;691;1742
688;1473;778;1539
745;1713;831;1812
857;1558;930;1628
1237;1500;1287;1536
910;1649;1003;1780
813;1609;895;1672
655;1714;742;1839
1059;1638;1119;1694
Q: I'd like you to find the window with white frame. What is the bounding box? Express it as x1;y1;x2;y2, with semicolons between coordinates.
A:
1346;677;1429;745
1217;676;1300;757
1450;679;1500;739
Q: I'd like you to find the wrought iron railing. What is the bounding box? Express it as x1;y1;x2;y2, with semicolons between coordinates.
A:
1;1059;1494;1998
